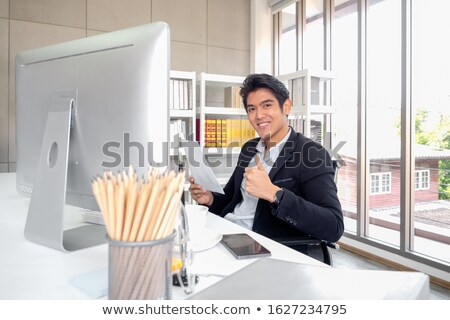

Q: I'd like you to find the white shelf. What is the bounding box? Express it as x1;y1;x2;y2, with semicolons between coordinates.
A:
170;109;195;118
198;72;245;86
290;105;336;116
277;69;336;82
170;70;196;80
200;106;247;117
277;69;335;141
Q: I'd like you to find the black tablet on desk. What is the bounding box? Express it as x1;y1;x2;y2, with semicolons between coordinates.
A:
220;233;271;259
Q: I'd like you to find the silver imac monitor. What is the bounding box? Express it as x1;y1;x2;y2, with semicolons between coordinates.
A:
15;22;170;252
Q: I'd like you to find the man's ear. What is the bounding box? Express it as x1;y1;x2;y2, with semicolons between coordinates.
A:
283;98;292;116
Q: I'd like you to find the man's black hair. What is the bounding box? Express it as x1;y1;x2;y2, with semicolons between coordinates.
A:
239;73;290;111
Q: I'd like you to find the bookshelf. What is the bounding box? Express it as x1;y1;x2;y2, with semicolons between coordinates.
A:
196;72;255;154
277;69;335;144
169;70;196;157
169;70;196;202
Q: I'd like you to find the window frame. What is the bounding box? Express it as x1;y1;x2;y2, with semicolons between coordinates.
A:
414;169;430;191
370;172;392;195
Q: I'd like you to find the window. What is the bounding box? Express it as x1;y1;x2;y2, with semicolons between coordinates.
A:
415;170;430;191
332;0;358;234
304;0;324;69
366;0;401;246
271;0;450;274
370;172;391;195
278;3;297;74
411;0;450;263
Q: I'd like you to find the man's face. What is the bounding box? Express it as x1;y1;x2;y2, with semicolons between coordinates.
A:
246;88;291;145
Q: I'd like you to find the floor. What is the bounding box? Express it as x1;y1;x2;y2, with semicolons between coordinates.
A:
331;248;450;300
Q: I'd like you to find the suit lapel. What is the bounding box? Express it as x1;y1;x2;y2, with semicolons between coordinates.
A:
238;139;259;169
268;129;297;180
234;139;259;190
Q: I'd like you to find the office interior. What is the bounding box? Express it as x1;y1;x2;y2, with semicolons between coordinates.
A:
0;0;449;299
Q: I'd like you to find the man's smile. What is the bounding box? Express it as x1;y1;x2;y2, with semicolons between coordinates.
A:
257;120;271;128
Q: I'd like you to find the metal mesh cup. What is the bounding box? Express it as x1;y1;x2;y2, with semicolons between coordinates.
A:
108;231;176;300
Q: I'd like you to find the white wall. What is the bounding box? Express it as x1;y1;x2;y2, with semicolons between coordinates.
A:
0;0;252;172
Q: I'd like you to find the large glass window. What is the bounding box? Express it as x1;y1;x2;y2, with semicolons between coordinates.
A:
279;3;297;74
331;0;358;234
366;0;401;247
303;0;324;69
272;0;450;273
411;0;450;263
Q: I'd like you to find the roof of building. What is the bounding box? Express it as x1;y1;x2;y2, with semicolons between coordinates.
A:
337;139;450;161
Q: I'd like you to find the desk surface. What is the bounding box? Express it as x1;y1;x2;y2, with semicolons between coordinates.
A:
0;173;323;299
0;173;429;299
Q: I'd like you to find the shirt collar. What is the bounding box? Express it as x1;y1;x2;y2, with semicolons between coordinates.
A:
255;127;291;163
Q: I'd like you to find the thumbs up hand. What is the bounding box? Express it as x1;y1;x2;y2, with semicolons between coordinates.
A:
244;154;279;202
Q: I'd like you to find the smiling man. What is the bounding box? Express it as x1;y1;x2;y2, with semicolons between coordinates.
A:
189;73;344;260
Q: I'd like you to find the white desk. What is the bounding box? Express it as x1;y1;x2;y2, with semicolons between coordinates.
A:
0;173;429;299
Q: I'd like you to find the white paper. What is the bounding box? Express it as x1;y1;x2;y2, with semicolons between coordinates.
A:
182;140;225;194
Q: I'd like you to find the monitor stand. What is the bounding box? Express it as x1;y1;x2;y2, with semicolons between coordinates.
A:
24;91;107;252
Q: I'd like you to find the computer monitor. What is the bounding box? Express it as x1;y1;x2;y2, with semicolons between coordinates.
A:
15;22;170;252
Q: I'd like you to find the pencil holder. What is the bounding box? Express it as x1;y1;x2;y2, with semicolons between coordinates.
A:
108;231;176;300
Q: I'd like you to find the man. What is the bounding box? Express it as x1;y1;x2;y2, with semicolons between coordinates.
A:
189;73;344;258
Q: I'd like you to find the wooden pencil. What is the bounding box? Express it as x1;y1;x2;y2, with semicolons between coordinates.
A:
106;178;116;240
115;176;125;241
122;178;138;241
136;178;161;241
128;182;151;241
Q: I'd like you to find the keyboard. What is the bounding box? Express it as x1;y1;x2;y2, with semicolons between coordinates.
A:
81;209;105;225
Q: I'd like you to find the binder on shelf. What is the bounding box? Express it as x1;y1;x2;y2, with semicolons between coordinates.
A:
170;79;192;110
224;86;243;109
170;79;174;109
173;79;180;110
183;80;190;110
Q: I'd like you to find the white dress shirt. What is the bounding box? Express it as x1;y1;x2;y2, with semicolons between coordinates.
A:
224;128;291;229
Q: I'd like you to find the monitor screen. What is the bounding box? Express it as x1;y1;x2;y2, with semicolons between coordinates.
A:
16;22;170;209
15;22;170;251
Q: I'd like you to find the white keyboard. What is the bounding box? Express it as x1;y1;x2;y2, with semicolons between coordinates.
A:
81;209;105;225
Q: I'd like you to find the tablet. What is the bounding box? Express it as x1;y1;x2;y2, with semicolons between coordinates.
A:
220;233;271;260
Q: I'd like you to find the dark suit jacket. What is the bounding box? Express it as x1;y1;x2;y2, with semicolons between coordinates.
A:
208;128;344;243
